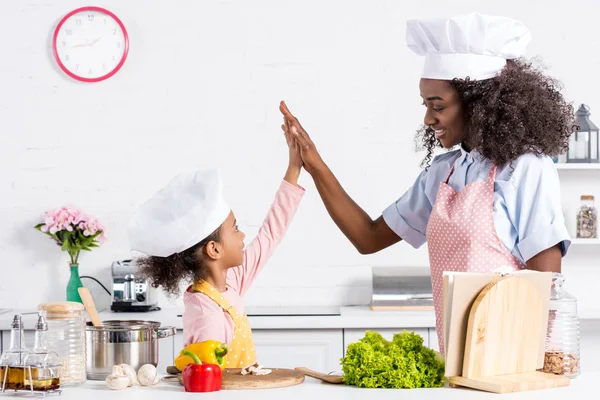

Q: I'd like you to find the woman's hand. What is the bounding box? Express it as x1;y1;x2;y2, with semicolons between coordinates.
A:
279;101;326;174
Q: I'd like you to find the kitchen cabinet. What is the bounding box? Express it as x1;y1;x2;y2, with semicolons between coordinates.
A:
429;328;440;352
173;329;344;372
342;328;429;356
157;335;175;374
252;329;344;372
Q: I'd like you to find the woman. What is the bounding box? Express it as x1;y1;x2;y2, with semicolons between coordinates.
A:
279;13;575;353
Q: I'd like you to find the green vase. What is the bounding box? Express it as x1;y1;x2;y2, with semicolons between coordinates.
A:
66;264;84;303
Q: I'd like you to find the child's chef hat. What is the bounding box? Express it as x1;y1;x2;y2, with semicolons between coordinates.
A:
406;12;531;80
127;168;230;257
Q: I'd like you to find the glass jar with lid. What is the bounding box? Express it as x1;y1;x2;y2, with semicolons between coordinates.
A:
576;195;597;238
38;302;86;385
544;272;580;378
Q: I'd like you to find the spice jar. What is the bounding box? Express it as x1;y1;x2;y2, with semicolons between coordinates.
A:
576;195;597;238
544;273;580;378
38;302;86;386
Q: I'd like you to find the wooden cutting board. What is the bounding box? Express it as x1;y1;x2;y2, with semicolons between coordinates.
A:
448;275;570;394
450;371;569;394
462;276;545;378
442;271;552;378
171;368;304;390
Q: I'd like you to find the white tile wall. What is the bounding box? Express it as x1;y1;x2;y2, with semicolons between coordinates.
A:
0;0;599;313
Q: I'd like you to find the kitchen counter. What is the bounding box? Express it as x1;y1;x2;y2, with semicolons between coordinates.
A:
3;305;600;331
0;306;437;330
21;372;596;399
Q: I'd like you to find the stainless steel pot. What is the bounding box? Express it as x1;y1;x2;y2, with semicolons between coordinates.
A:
85;320;176;380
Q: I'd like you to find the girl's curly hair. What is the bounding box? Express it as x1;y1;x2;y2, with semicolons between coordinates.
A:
136;227;221;297
416;59;577;168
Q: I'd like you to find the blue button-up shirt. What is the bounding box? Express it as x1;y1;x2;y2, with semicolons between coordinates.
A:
382;148;571;264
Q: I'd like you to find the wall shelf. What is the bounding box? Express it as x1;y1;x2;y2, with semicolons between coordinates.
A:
571;238;600;245
556;163;600;170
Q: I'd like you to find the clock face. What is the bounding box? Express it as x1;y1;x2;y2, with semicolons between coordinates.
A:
53;7;129;82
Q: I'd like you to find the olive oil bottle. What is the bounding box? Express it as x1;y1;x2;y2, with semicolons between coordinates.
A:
0;315;29;390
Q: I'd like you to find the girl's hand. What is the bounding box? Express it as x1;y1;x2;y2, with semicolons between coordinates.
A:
282;114;302;186
282;116;303;170
279;101;326;174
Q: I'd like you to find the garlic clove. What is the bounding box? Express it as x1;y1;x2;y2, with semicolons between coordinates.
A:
137;364;159;386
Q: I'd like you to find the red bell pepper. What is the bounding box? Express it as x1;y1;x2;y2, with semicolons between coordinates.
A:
181;349;222;392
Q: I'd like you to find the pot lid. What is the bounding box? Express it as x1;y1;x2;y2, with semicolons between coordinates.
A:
86;320;161;331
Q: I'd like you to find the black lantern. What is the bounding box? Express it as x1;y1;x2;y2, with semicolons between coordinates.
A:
567;104;599;163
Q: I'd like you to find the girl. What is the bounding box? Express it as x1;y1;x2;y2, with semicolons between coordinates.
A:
127;127;304;368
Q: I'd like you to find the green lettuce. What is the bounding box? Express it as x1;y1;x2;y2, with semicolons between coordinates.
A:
340;330;445;388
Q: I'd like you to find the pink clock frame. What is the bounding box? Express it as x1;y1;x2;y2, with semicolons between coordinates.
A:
52;6;129;83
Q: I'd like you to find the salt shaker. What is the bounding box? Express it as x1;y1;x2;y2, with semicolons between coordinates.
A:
544;273;580;378
38;302;87;385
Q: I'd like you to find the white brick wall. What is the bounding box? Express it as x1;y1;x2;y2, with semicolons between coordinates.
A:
1;0;599;313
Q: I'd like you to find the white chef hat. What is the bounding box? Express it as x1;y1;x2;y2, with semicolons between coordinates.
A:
406;12;531;80
127;168;230;257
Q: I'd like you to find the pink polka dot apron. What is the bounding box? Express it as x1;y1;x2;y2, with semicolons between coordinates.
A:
425;160;524;354
193;280;257;368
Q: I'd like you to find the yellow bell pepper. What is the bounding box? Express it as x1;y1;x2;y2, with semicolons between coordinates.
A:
175;340;229;371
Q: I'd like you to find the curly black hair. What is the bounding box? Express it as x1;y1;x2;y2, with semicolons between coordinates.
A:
136;227;221;297
416;59;577;168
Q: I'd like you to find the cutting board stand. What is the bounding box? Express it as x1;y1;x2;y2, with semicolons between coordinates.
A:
447;276;570;394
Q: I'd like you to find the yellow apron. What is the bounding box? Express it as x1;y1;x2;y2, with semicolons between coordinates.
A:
193;280;257;368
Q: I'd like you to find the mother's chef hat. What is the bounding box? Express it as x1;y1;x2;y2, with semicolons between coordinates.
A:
406;12;531;80
127;169;230;257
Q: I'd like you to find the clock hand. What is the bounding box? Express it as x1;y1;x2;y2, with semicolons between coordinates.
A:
72;38;94;48
89;36;103;46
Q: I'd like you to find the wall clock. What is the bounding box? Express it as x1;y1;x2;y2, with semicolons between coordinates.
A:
52;6;129;82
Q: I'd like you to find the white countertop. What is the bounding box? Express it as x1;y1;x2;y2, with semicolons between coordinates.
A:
3;305;599;331
0;306;436;331
18;372;596;399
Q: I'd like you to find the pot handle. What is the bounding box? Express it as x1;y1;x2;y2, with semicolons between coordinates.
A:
156;326;176;339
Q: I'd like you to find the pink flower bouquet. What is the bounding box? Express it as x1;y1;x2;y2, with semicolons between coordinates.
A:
35;207;106;265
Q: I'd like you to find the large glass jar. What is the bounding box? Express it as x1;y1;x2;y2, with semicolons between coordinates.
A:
544;273;580;378
38;302;86;385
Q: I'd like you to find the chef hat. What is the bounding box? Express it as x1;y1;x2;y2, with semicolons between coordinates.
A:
127;169;230;257
406;12;531;80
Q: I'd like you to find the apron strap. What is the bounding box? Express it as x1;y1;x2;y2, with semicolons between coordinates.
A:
486;163;498;183
443;153;462;184
445;154;497;185
192;280;242;321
